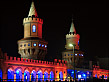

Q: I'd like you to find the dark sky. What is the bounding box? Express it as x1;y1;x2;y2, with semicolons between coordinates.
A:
0;0;108;60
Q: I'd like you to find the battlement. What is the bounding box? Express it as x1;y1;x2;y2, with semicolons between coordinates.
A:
23;16;43;24
3;53;67;67
66;33;80;39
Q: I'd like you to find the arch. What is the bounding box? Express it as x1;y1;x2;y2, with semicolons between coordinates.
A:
37;70;43;81
7;69;14;82
24;70;30;82
44;71;48;81
59;71;63;80
95;74;97;78
31;70;36;81
16;69;22;82
50;71;54;81
0;69;2;80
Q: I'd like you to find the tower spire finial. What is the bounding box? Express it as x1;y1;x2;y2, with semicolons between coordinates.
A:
28;1;38;17
69;18;76;34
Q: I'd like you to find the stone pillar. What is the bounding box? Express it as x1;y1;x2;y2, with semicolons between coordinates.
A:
22;74;24;81
30;75;31;81
14;74;16;82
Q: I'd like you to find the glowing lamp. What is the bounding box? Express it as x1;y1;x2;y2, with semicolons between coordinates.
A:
69;44;73;47
39;44;41;47
83;74;86;77
42;45;44;47
78;75;81;79
16;70;19;74
45;45;47;48
26;76;27;80
72;71;74;73
75;54;77;56
33;43;36;46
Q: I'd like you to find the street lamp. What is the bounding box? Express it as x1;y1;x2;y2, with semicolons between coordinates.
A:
69;44;76;82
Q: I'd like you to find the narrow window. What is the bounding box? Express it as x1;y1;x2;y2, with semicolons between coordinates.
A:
32;25;36;32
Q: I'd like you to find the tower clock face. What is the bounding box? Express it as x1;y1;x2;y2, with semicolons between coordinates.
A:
32;25;36;32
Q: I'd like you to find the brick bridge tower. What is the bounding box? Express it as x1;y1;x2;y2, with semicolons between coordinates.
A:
62;19;84;69
18;1;48;60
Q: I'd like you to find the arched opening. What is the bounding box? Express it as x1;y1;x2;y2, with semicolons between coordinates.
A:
59;71;63;80
24;70;30;82
16;69;22;82
31;70;36;81
7;69;14;82
38;70;43;81
95;74;97;78
0;69;2;80
44;71;48;81
50;71;54;81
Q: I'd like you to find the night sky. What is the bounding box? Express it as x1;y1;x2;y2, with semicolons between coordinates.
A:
0;0;108;60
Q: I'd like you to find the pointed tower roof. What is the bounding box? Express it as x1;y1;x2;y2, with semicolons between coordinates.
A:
69;19;76;34
28;1;38;17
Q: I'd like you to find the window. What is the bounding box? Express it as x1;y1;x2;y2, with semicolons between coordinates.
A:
32;25;36;32
42;45;44;47
20;45;22;47
39;44;41;47
78;41;79;45
75;54;77;56
45;45;47;48
33;43;36;46
81;54;84;56
24;44;26;47
28;44;30;46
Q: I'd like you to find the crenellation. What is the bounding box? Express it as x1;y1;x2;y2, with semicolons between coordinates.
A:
2;54;67;67
54;59;57;63
28;59;30;62
21;58;23;62
10;57;13;60
17;58;20;61
23;17;43;24
62;60;64;63
24;59;27;62
14;57;16;61
58;59;61;63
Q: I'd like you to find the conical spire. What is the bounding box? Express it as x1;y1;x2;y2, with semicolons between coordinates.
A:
69;19;76;34
28;1;38;17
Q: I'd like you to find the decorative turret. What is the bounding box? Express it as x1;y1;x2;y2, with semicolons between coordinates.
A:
18;1;47;60
65;19;80;50
62;19;84;69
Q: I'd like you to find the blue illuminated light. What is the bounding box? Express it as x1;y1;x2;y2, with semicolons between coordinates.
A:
38;71;43;81
50;71;54;81
32;25;36;32
39;44;41;47
83;74;86;77
75;54;77;56
33;43;36;46
28;44;30;46
42;45;44;47
81;54;84;56
45;45;47;48
72;71;74;73
44;72;48;81
31;70;36;81
0;69;2;80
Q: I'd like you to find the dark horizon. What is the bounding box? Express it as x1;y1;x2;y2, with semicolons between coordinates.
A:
0;0;108;61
